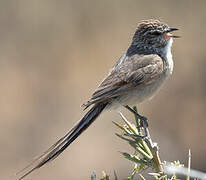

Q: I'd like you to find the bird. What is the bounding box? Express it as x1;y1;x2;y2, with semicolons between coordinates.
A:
18;19;179;179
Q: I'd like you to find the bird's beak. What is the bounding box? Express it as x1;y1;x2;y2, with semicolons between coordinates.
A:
165;28;180;38
167;28;179;32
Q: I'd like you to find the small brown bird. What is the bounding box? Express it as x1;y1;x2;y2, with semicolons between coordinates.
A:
18;19;179;179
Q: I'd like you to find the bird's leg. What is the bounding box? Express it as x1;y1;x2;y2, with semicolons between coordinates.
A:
124;105;148;128
124;105;163;173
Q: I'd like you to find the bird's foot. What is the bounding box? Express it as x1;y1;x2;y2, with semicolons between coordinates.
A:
124;105;148;128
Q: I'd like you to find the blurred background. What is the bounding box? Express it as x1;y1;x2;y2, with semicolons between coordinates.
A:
0;0;206;179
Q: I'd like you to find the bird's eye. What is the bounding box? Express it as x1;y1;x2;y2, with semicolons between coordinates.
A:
151;31;162;36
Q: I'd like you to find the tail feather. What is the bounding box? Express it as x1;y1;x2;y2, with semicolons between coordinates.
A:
17;103;108;180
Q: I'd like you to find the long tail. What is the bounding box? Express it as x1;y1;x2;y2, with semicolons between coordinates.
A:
17;102;108;180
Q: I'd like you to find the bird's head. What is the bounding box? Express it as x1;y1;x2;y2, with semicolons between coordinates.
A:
132;19;179;49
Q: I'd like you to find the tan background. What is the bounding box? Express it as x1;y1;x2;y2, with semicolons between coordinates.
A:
0;0;206;179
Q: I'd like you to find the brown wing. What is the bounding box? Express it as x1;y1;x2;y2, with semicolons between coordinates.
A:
83;54;164;108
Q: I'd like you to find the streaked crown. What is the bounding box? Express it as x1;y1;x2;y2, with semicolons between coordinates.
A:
127;19;178;56
133;19;169;47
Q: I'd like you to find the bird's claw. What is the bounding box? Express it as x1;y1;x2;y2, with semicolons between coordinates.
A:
124;105;148;128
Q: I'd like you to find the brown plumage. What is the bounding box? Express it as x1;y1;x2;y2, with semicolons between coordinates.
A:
84;54;165;108
17;19;178;179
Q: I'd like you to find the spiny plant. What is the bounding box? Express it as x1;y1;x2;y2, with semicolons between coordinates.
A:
91;106;204;180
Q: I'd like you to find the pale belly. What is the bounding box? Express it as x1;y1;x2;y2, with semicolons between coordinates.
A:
107;73;170;110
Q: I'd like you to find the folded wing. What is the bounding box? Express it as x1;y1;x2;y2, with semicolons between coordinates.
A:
83;54;164;108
